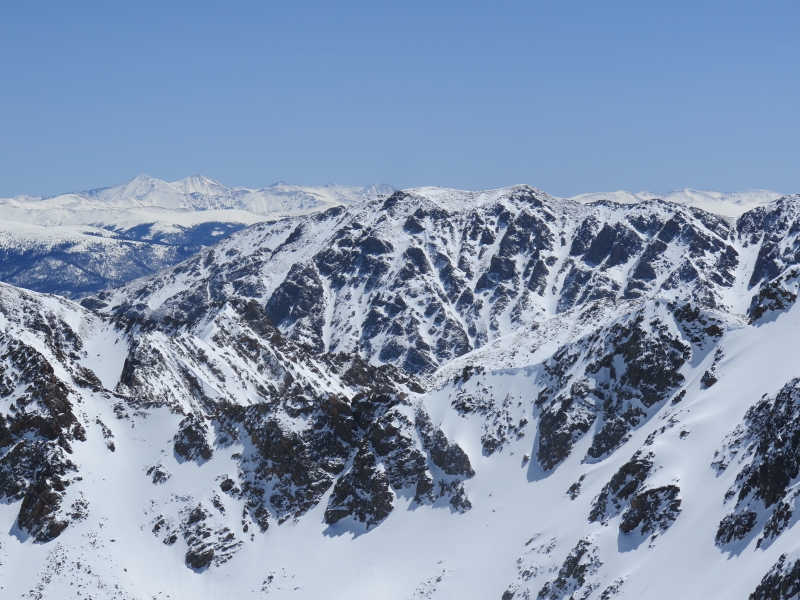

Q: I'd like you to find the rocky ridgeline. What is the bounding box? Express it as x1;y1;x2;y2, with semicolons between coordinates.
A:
0;175;395;299
0;281;475;572
110;295;471;536
89;189;800;377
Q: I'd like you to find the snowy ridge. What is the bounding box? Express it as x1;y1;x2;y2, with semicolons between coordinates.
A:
3;185;800;598
570;188;782;217
1;174;396;227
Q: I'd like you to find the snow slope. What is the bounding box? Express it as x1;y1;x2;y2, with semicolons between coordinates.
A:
2;286;800;598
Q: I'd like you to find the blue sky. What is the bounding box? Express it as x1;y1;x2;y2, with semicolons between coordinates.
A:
1;1;798;197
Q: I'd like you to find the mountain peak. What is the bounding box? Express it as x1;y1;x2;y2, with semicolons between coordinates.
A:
170;174;227;196
122;173;160;190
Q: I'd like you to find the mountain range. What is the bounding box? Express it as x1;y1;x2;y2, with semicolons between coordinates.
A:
2;182;800;598
0;175;779;300
0;176;395;298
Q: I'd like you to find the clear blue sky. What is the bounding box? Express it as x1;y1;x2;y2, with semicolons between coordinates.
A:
1;1;798;197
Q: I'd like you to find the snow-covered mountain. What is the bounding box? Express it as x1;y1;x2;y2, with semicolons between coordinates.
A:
1;175;396;227
89;185;795;374
0;176;395;298
3;184;800;598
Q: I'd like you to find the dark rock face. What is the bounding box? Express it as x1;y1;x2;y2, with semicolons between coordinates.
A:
238;407;340;528
619;485;681;536
265;263;327;353
173;414;214;463
368;407;434;505
151;503;243;570
590;450;681;537
535;302;707;470
738;197;800;288
750;554;800;600
0;335;82;542
146;463;171;485
537;538;602;600
714;378;800;547
417;410;475;478
15;468;71;542
324;446;394;529
701;369;718;388
567;475;585;500
320;403;474;529
183;506;218;569
589;450;654;524
716;511;759;547
748;268;800;323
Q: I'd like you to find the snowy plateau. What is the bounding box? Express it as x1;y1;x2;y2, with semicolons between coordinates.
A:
3;181;800;599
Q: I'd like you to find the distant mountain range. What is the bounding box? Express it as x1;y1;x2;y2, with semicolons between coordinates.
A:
0;175;395;297
570;188;782;217
1;174;396;228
